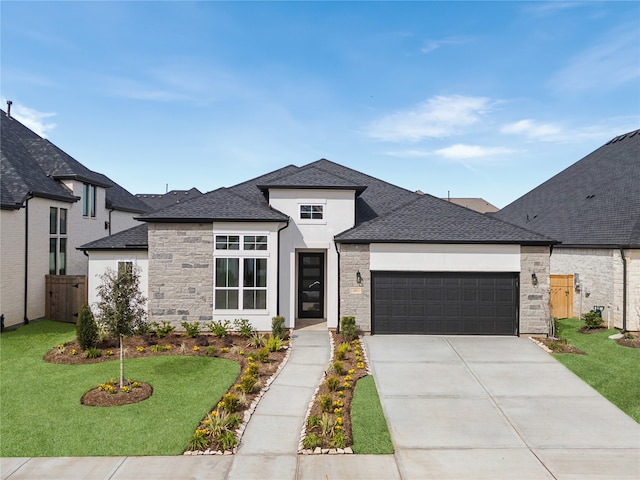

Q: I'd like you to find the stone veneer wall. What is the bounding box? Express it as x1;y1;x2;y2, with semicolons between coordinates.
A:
519;246;551;335
337;243;371;333
148;223;214;327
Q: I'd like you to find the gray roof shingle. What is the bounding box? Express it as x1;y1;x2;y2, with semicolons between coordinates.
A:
494;129;640;247
136;188;203;211
335;193;554;244
138;187;289;222
257;164;367;195
1;109;148;213
80;223;148;250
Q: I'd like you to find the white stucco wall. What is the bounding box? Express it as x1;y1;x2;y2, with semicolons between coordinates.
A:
269;189;356;329
87;250;149;313
370;244;521;272
551;247;639;331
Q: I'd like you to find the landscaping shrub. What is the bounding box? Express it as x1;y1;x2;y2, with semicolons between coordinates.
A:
302;433;322;449
181;321;200;338
76;303;98;350
582;311;604;330
257;347;269;363
248;332;266;348
326;376;340;392
319;394;333;413
233;318;254;338
266;335;284;352
208;320;231;338
271;315;286;339
340;316;357;340
151;321;175;338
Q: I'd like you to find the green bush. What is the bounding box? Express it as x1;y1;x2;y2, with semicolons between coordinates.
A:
326;376;340;392
76;304;98;350
332;361;345;376
266;335;284;352
151;321;175;338
247;332;266;348
257;347;269;363
84;347;102;359
340;316;357;340
207;320;231;338
319;394;333;413
330;431;348;448
582;311;604;330
233;318;254;338
181;321;200;338
271;316;286;339
302;433;322;449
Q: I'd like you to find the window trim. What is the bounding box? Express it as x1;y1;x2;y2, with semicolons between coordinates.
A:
300;204;324;220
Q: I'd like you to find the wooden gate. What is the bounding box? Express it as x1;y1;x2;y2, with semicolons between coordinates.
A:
45;275;87;323
550;275;573;319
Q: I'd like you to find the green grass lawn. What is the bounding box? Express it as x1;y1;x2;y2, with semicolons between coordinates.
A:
351;375;394;454
0;321;239;457
554;318;640;423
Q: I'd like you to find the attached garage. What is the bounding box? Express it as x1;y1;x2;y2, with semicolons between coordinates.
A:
371;271;519;335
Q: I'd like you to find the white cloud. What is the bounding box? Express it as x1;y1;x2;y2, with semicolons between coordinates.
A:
435;144;514;160
2;99;57;137
549;23;639;93
367;95;495;142
501;119;564;141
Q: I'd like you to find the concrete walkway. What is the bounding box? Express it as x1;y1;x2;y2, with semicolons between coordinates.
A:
365;335;640;480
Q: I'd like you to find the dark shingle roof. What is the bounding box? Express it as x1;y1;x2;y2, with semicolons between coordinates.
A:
1;109;147;213
136;188;203;211
80;223;148;250
494;129;640;247
138;187;289;223
335;193;554;244
257;164;367;195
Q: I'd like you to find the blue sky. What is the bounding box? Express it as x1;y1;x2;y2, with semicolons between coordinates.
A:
2;1;638;208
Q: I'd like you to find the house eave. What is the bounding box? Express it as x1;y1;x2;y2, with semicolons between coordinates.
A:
334;238;556;246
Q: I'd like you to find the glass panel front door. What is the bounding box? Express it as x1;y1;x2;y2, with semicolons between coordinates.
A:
298;252;324;318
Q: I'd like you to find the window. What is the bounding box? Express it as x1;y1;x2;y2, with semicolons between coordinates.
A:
214;234;269;310
243;258;267;309
59;208;67;235
118;261;133;277
49;207;57;234
49;207;67;275
215;235;240;250
215;258;239;309
243;235;267;250
300;205;323;220
82;183;96;217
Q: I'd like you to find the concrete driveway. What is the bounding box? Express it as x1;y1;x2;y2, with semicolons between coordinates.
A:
364;335;640;480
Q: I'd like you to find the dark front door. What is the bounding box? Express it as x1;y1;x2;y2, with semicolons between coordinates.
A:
298;252;325;318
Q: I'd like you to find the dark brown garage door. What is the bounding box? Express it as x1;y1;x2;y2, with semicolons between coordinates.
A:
372;272;518;335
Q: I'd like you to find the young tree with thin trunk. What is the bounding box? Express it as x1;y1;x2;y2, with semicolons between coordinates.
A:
94;264;147;388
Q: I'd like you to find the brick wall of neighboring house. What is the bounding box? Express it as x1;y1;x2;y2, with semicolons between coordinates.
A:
147;223;214;328
0;208;26;327
551;248;623;328
337;243;371;333
519;246;552;335
627;250;640;332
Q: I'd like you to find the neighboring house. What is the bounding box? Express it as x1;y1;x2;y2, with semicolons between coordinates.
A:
440;197;499;213
0;108;150;328
82;159;554;336
136;188;203;211
494;129;640;332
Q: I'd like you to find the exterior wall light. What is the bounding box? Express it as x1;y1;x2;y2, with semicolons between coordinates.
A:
531;273;538;286
356;270;363;284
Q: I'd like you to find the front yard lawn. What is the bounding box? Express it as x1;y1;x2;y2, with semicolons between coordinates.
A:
351;375;394;454
0;321;239;457
553;318;640;423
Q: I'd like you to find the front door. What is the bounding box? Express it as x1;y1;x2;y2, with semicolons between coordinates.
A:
298;252;325;318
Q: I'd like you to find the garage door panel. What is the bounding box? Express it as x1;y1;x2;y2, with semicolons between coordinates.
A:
372;272;518;335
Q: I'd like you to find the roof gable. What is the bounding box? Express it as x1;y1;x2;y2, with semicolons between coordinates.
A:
257;164;367;195
494;129;640;247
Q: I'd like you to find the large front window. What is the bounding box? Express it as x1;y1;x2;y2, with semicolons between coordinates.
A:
49;207;67;275
214;234;268;310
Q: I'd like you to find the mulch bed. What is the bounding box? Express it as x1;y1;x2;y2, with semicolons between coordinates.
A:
301;331;369;451
45;332;287;408
616;336;640;348
534;337;585;354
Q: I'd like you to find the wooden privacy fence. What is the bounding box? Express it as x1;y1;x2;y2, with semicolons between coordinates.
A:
550;274;574;319
45;275;87;323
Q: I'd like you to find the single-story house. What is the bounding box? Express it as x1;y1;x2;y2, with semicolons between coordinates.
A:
82;159;555;335
1;106;149;328
494;129;640;332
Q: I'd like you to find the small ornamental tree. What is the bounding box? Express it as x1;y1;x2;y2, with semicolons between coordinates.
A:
94;264;147;388
76;303;98;350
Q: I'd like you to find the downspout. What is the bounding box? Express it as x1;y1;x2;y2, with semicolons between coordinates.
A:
276;218;290;316
334;239;341;334
619;247;627;333
23;193;33;325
